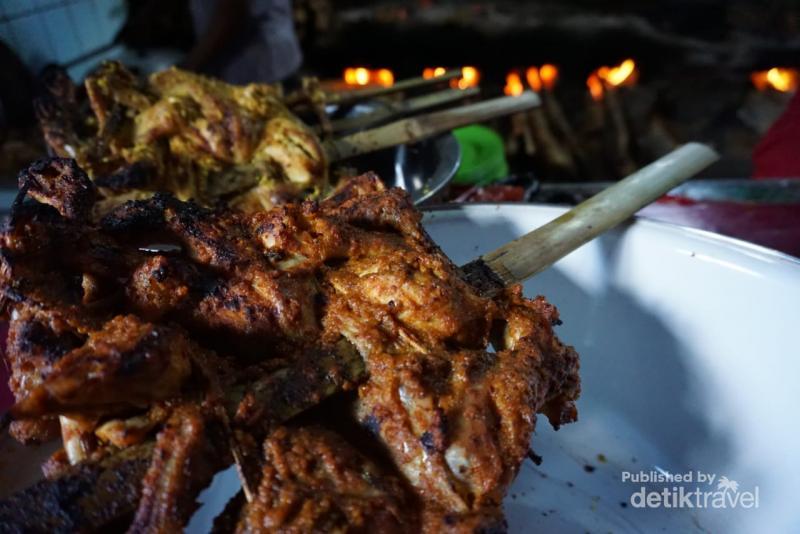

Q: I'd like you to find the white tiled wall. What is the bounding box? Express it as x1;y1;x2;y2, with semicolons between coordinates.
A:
0;0;125;73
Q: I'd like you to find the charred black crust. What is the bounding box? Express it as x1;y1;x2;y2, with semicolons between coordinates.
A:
117;326;171;377
12;320;85;363
420;431;437;452
95;162;156;191
362;414;381;436
167;200;239;268
459;258;506;298
5;201;64;234
0;444;152;533
100;195;168;233
15;158;97;221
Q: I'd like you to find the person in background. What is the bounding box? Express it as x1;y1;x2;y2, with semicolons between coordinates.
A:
183;0;302;85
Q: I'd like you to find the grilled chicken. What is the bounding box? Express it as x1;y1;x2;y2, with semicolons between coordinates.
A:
0;442;154;533
11;315;194;418
355;291;579;527
129;404;230;534
36;62;328;214
0;157;580;532
234;426;410;533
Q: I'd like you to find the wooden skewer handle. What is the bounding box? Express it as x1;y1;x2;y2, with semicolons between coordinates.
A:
325;91;541;162
329;87;480;133
474;143;720;287
326;69;462;105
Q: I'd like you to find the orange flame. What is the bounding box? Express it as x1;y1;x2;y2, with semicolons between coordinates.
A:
344;67;368;86
539;64;558;90
525;67;542;92
596;58;638;88
343;67;394;87
525;64;558;92
751;68;799;93
587;74;604;101
504;71;524;97
423;67;447;79
450;66;480;90
375;68;395;87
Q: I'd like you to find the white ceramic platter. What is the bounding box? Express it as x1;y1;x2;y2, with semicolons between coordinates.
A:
423;204;800;533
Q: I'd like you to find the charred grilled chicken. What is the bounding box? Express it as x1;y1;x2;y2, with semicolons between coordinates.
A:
0;157;579;532
35;62;327;214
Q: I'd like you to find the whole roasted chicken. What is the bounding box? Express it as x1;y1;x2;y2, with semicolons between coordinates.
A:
35;62;328;214
0;158;579;532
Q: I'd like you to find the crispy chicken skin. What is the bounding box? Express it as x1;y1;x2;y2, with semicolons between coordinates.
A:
36;62;328;213
0;443;155;533
11;315;193;417
355;291;579;525
236;426;409;533
129;404;231;534
0;158;580;532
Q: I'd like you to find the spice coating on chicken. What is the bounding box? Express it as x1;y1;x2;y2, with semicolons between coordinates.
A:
36;62;328;213
235;426;410;533
355;291;579;520
11;315;193;417
129;404;231;534
0;158;580;532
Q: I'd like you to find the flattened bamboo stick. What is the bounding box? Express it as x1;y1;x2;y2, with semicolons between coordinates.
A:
325;69;462;105
325;91;541;162
328;87;480;133
461;143;720;294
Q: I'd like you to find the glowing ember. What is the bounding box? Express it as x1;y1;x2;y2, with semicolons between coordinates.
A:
525;65;558;92
751;67;799;93
525;67;542;92
375;68;395;87
587;73;604;101
355;68;370;85
451;66;480;90
539;64;558;90
423;67;447;79
343;67;395;87
596;58;638;88
504;71;525;97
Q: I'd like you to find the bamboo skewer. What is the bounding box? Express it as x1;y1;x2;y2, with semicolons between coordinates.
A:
206;93;539;197
324;91;541;162
461;143;720;294
325;69;462;105
603;88;637;177
506;111;536;157
327;87;480;134
541;90;587;173
527;107;575;174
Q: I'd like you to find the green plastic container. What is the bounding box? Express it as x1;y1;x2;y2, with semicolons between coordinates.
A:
452;125;509;186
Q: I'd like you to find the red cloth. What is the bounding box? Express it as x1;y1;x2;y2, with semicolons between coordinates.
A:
642;197;800;258
753;91;800;179
452;185;526;203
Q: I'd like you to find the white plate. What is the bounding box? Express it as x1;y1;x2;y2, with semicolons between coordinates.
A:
6;204;800;533
423;204;800;533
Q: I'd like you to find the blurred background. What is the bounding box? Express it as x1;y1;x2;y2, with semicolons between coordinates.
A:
1;0;799;254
